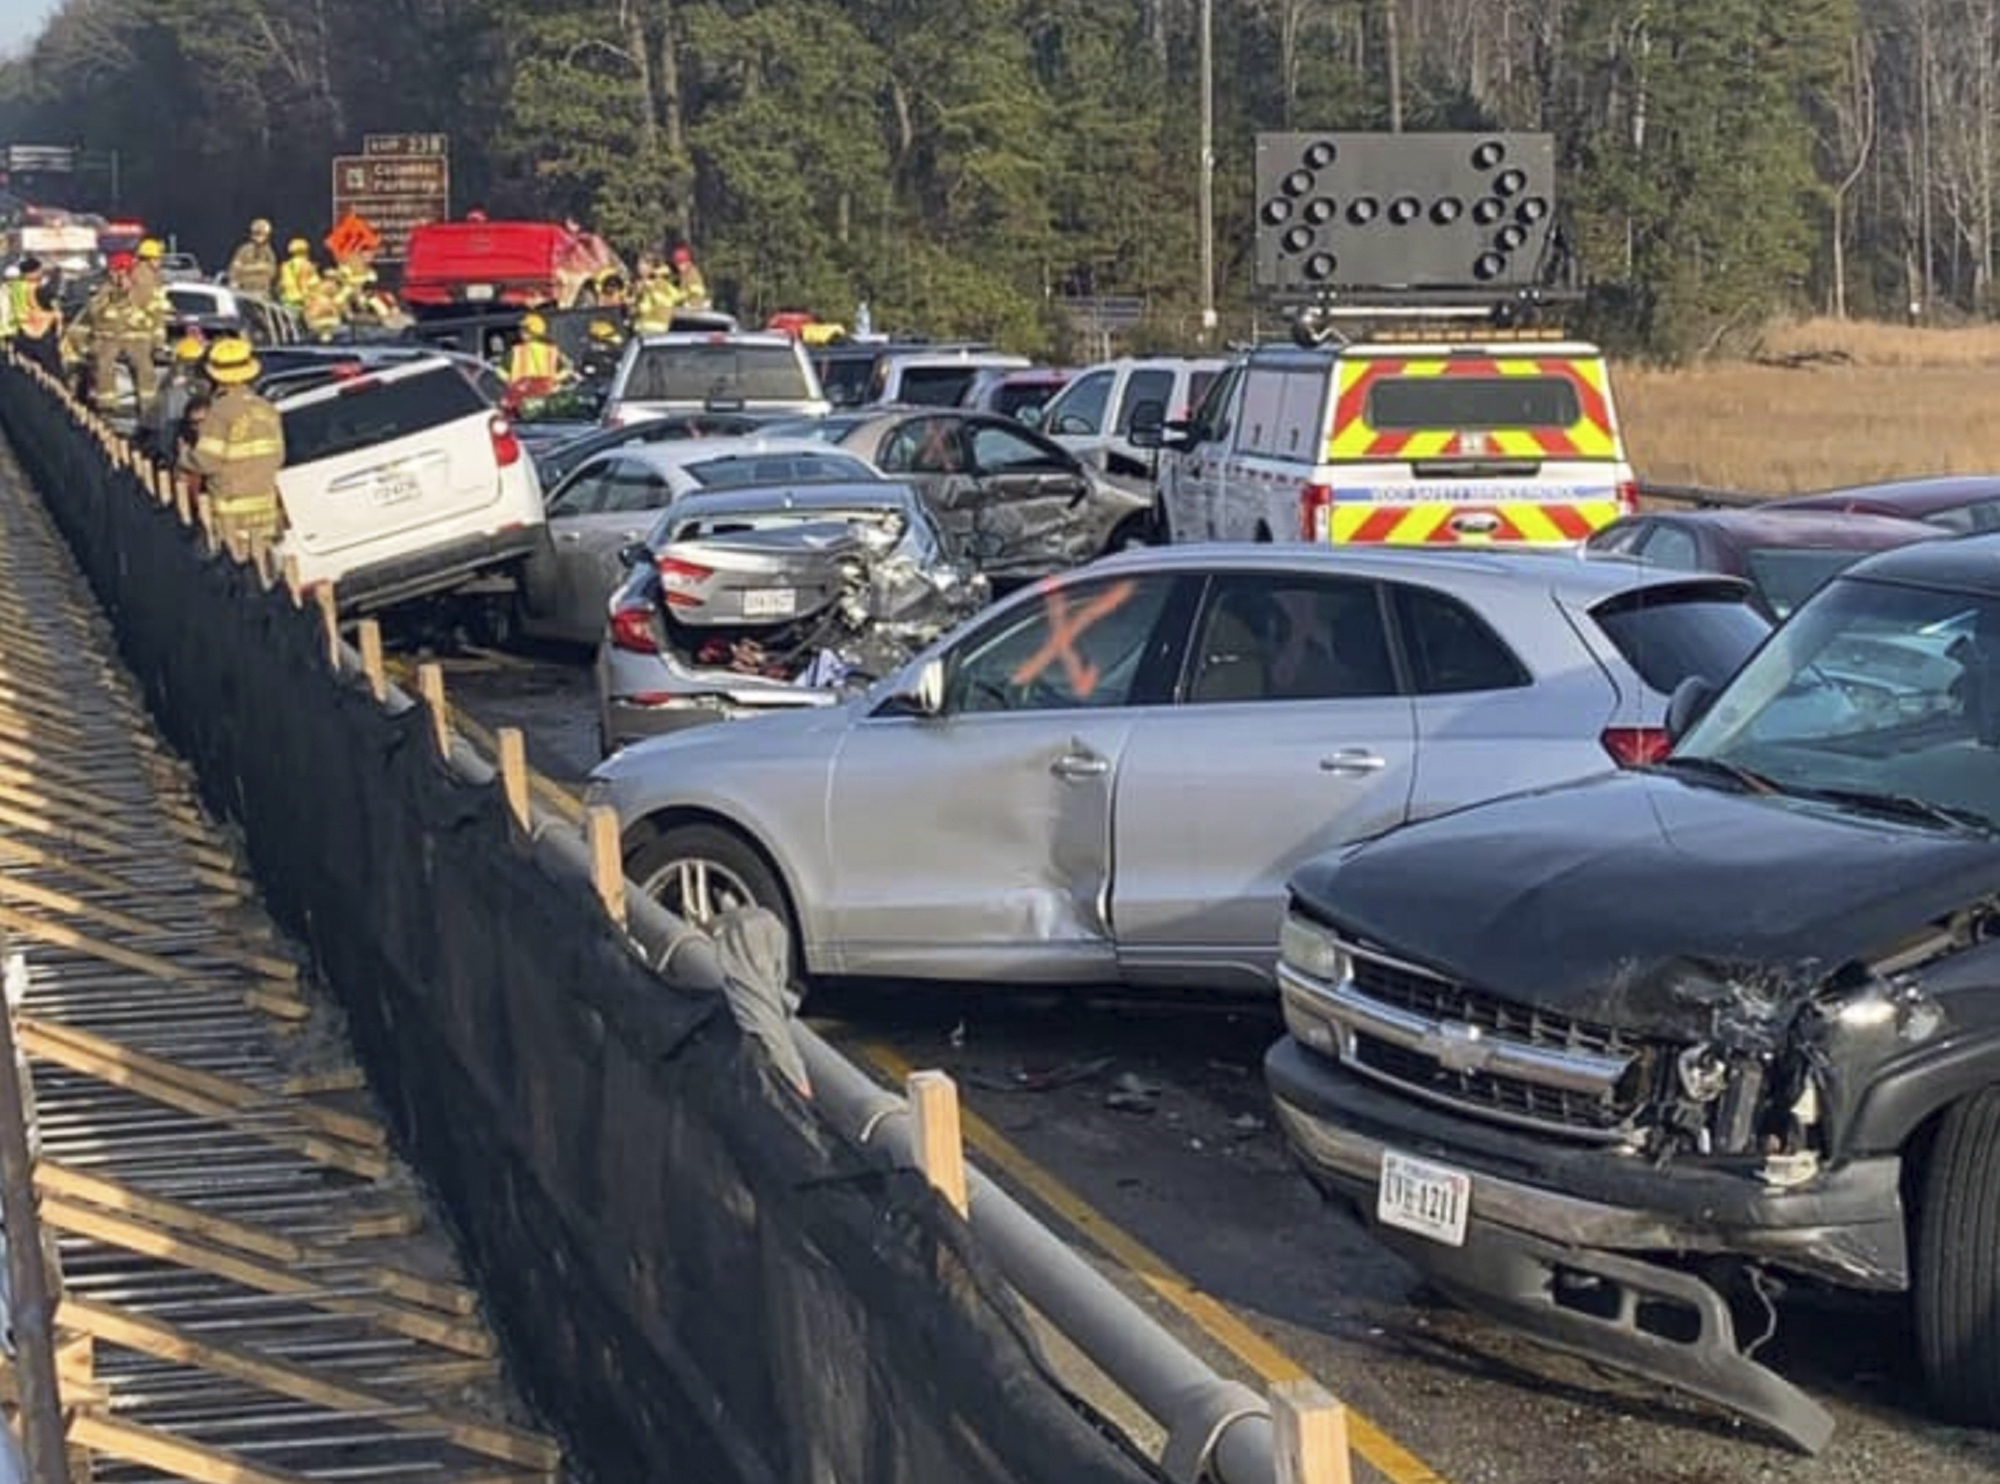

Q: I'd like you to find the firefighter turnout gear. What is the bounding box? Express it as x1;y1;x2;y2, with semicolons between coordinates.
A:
227;219;278;297
83;259;165;416
302;273;347;341
670;246;711;310
190;340;286;548
279;240;317;308
506;314;570;386
633;264;682;333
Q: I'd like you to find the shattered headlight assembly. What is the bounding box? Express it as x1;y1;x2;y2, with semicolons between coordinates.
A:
1818;973;1945;1044
1279;913;1348;985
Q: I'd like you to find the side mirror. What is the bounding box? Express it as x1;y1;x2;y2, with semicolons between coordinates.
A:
1126;399;1166;448
1664;675;1718;744
617;540;653;569
1018;405;1044;428
889;657;946;717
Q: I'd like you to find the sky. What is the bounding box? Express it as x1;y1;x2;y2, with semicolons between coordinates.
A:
0;0;49;57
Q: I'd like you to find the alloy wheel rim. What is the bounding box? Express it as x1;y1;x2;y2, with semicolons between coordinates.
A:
640;855;755;927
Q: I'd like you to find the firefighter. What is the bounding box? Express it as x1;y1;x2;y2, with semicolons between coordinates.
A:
131;237;170;321
670;245;711;311
577;317;625;381
147;332;209;455
278;238;317;310
226;218;278;298
80;252;162;417
302;270;348;342
13;277;63;379
594;269;629;310
5;258;36;325
505;312;572;391
0;265;16;338
632;256;681;333
189;337;286;552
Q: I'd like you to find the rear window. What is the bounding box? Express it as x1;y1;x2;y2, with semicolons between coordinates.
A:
1742;547;1872;619
281;367;488;466
682;452;879;489
814;354;880;408
1590;586;1771;695
896;367;982;406
1366;375;1581;431
624;343;812;403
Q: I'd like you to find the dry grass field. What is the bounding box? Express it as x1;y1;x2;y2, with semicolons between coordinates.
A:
1614;317;2000;495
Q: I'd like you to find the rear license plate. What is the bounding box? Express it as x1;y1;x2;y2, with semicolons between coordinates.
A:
463;284;496;302
742;588;797;618
1377;1150;1471;1247
370;471;423;507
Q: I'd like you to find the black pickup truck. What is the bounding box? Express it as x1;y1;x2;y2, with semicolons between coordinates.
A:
1267;534;2000;1453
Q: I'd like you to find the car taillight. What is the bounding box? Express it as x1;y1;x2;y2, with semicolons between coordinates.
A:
1298;482;1334;542
608;604;659;654
1601;725;1671;768
1616;478;1640;515
655;556;713;608
489;414;521;468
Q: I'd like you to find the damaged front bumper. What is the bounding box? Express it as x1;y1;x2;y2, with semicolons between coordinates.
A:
1266;1037;1910;1453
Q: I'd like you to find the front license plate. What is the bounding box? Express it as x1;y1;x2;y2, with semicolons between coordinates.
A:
463;284;496;302
1377;1150;1471;1247
742;587;797;618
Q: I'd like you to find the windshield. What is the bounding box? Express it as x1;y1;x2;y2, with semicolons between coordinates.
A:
681;451;880;489
1743;546;1875;618
1676;576;2000;832
623;342;813;403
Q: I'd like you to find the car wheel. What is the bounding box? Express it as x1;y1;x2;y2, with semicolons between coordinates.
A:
627;822;792;934
1916;1086;2000;1423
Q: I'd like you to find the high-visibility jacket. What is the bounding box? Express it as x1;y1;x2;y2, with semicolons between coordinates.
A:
303;277;347;338
633;274;682;332
227;240;278;298
507;339;567;383
6;280;32;323
126;262;169;335
0;285;14;337
675;263;711;310
279;256;317;308
84;280;157;341
189;386;286;521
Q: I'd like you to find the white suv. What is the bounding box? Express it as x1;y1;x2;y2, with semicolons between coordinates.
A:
273;356;546;615
1033;355;1226;480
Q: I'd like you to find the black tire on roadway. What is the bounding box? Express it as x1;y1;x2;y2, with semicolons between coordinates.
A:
1916;1085;2000;1423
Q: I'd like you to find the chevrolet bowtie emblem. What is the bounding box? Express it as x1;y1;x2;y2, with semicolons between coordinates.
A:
1422;1020;1493;1074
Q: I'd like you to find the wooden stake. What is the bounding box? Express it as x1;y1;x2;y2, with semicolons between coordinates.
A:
1272;1379;1351;1484
415;662;451;758
315;583;340;668
357;619;386;703
173;473;192;525
496;727;530;833
907;1070;969;1218
282;554;303;606
586;805;627;930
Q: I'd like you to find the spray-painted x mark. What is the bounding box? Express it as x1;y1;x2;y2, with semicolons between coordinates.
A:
1010;580;1136;699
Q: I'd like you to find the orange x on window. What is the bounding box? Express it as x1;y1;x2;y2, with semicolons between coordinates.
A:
1010;580;1136;700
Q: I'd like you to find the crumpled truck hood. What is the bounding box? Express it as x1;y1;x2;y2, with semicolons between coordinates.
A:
1289;769;2000;1039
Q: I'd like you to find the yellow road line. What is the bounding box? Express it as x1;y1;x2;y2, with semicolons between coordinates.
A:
862;1041;1453;1484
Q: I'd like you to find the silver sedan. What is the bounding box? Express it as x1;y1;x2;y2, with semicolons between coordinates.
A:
517;437;886;643
585;545;1772;993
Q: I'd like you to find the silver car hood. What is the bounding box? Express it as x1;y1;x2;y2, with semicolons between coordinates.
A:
589;691;866;784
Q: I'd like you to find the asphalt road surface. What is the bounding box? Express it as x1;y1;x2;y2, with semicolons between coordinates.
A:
428;639;2000;1484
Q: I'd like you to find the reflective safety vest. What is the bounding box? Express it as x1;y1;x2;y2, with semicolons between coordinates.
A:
633;276;682;332
675;263;710;310
507;339;564;383
279;257;317;307
190;386;286;513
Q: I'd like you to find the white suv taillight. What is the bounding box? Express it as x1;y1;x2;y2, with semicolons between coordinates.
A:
489;414;522;468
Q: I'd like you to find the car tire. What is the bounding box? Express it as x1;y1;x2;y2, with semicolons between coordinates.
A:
626;823;805;986
1916;1086;2000;1423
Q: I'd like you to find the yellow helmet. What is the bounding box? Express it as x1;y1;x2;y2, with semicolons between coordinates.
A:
206;337;261;385
173;334;206;364
138;238;164;260
287;238;310;256
521;312;548;338
588;318;619;342
250;218;271;237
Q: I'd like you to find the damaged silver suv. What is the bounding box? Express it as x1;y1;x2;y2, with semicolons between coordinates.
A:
1267;533;2000;1453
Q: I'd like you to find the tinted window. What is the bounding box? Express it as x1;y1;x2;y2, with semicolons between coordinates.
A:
992;381;1062;420
547;462;618;517
897;366;981;406
1925;500;2000;534
281;367;488;466
947;576;1178;713
1117;369;1176;434
1637;524;1701;569
1366;375;1581;431
1585;519;1647;555
600;463;674;514
970;424;1067;473
1743;547;1871;619
623;343;812;403
813;353;880;408
1047;370;1114;436
1186;364;1241;442
877;418;966;474
1392;586;1531;694
683;452;879;489
1591;587;1771;695
1186;575;1397;703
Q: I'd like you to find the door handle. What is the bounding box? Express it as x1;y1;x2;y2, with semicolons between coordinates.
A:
1320;749;1387;775
1050;752;1109;781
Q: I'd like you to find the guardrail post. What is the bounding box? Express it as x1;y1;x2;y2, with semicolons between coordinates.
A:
281;556;303;608
586;807;627;931
496;728;530;834
1272;1378;1350;1484
356;620;386;704
415;663;451;759
314;584;340;669
906;1070;969;1218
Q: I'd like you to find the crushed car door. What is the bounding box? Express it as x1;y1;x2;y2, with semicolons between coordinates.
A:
519;456;618;635
551;458;676;642
823;571;1188;979
1112;572;1417;987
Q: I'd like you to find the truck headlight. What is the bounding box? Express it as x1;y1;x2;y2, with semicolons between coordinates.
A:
1279;913;1348;984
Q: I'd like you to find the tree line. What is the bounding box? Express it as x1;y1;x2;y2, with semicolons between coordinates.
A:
0;1;1978;360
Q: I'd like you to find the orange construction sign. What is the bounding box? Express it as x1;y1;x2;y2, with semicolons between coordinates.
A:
325;213;382;261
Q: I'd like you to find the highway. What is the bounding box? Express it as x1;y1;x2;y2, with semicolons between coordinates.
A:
427;640;2000;1484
